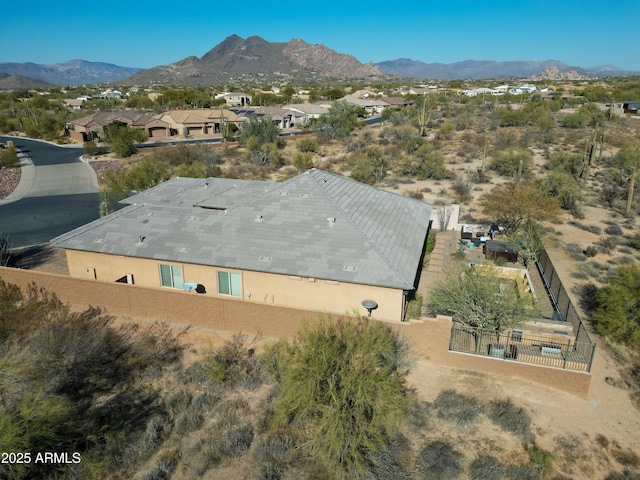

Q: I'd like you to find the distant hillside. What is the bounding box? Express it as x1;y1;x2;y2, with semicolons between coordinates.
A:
0;71;53;89
0;60;142;86
123;35;389;86
376;58;636;80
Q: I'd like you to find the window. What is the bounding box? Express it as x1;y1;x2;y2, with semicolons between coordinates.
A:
217;271;242;297
160;264;183;289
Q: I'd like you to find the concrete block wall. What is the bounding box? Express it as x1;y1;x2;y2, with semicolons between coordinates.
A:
0;267;591;398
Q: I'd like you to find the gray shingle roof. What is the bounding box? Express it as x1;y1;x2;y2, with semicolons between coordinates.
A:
51;169;432;290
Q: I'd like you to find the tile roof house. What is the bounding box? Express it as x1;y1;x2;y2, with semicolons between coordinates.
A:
154;109;243;138
282;103;329;125
67;111;171;143
51;169;433;322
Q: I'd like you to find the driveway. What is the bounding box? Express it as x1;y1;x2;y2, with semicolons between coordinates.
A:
0;136;101;248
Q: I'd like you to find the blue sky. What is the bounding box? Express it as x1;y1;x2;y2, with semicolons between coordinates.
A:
3;0;639;71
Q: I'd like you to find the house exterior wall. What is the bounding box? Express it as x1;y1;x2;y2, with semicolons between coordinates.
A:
65;250;406;322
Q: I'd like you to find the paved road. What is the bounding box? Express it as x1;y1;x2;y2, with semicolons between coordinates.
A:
0;136;101;248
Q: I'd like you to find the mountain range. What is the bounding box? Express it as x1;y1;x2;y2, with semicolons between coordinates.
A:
0;60;141;87
0;35;636;88
375;58;632;80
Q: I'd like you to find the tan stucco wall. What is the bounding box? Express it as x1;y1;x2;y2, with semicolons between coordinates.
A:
0;267;592;397
65;250;406;322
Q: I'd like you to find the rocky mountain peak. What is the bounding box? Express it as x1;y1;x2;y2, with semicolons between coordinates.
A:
531;66;586;81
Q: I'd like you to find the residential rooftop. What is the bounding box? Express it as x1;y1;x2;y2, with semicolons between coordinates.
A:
51;169;433;290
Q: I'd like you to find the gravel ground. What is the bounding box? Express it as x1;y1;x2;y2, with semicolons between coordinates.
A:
0;167;21;200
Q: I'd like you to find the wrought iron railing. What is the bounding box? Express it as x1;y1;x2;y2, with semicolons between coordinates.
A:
449;323;596;372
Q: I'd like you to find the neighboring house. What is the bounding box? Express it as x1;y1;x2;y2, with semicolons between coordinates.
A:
66;111;171;143
51;169;433;322
379;97;416;110
611;101;640;115
282;103;329;125
341;95;389;115
155;109;243;138
64;99;85;111
222;92;252;107
231;107;295;129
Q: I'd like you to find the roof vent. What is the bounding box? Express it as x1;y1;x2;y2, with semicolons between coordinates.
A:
186;215;197;221
176;247;190;253
258;256;272;262
327;217;336;226
93;238;105;244
301;193;310;198
254;214;263;223
343;265;358;272
136;235;146;246
280;191;288;196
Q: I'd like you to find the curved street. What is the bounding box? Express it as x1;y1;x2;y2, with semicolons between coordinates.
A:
0;136;101;248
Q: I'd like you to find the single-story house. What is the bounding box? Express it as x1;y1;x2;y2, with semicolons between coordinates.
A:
51;169;433;322
231;107;295;129
341;95;389;115
154;109;243;138
66;111;171;143
379;97;416;109
282;104;329;125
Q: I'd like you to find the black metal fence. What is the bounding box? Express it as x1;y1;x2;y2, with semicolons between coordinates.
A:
536;248;594;346
448;246;597;372
449;323;596;372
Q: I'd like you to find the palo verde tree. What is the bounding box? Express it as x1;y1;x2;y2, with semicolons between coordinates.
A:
426;262;535;335
265;316;413;478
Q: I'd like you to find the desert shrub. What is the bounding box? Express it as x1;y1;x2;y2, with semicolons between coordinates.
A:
419;440;463;479
605;225;624;236
296;136;319;153
629;233;640;250
0;143;20;168
469;455;506;480
585;245;598;257
222;425;254;457
566;243;587;261
612;446;640;468
432;389;482;426
506;463;541;480
490;149;534;177
201;333;263;388
406;188;423;200
254;433;294;480
135;452;178;480
83;140;99;156
604;470;640;480
487;398;532;441
597;236;619;254
292;151;314;170
528;442;555;476
592;263;640;350
452;175;472;201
